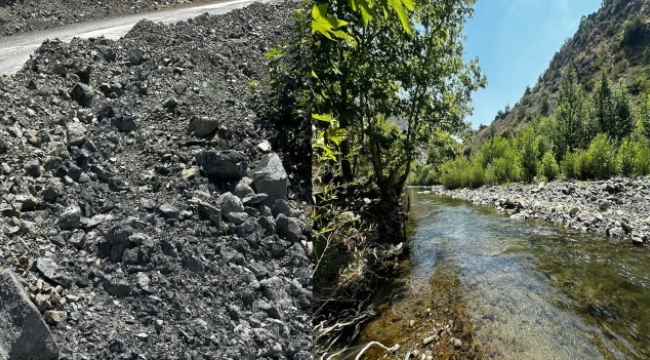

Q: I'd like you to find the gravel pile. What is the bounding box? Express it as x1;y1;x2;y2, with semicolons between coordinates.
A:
428;178;650;246
0;1;312;359
0;0;209;39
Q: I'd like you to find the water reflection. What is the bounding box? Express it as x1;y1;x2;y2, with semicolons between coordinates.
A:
358;191;650;359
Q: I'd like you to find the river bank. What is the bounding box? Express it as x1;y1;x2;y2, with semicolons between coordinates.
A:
420;177;650;246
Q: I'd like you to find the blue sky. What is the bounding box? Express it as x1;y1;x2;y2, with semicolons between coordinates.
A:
463;0;601;129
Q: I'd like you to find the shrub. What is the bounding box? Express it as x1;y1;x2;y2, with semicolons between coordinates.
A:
439;157;469;189
635;144;650;175
561;151;578;179
617;137;636;176
413;165;430;185
467;159;486;188
516;126;538;182
538;150;560;181
622;13;646;46
491;157;518;184
583;133;618;180
439;156;485;189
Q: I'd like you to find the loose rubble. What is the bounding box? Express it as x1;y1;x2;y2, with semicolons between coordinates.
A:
0;1;311;359
0;0;207;39
426;177;650;246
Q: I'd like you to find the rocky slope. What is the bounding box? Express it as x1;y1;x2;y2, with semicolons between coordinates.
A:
426;177;650;246
0;0;212;39
0;1;312;359
472;0;650;147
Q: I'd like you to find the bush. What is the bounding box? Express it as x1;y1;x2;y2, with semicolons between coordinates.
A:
415;164;440;185
635;144;650;175
491;157;519;184
439;156;485;189
439;157;469;189
617;137;636;176
561;151;578;179
538;150;560;181
467;159;486;188
583;133;618;180
516;126;538;182
622;13;646;46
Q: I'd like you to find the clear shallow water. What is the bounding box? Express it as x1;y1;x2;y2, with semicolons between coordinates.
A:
363;191;650;359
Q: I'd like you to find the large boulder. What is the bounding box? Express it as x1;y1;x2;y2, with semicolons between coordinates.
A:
0;269;59;360
196;150;248;180
252;153;288;205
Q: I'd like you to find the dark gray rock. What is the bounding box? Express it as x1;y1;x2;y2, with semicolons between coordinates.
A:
0;270;59;360
197;201;222;228
279;218;302;243
260;277;292;313
127;48;145;65
36;257;71;288
226;211;248;225
217;192;244;216
103;278;132;297
252;153;288;205
66;122;87;147
24;161;41;177
183;256;205;276
15;194;38;211
157;203;180;219
188;116;220;137
271;199;291;218
276;213;289;228
0;136;9;154
70;83;94;107
196;150;248;180
42;178;64;203
243;193;268;206
234;181;255;199
58;205;81;230
173;81;188;95
258;216;276;235
111;114;138;132
68;230;86;249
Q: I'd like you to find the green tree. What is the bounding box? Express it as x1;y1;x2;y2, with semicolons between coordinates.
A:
556;65;589;155
639;95;650;139
313;0;485;204
516;126;538;182
610;83;633;141
594;68;613;134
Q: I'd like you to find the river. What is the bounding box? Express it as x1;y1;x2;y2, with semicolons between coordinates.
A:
357;190;650;359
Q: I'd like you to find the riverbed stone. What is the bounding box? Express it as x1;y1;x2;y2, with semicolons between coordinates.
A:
598;200;609;211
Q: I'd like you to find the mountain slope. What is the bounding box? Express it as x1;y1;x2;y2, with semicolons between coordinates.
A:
473;0;650;147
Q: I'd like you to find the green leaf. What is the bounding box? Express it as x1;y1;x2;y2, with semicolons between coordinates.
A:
313;144;338;160
312;69;319;78
389;0;413;35
327;128;349;146
312;113;336;122
264;48;282;58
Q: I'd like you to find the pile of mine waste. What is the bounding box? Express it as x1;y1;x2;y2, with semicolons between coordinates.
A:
0;1;312;359
0;0;201;38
